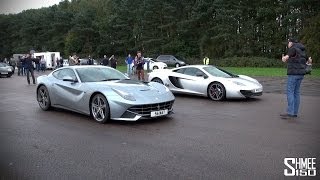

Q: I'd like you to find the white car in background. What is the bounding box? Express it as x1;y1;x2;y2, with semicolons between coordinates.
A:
148;65;263;101
63;59;69;67
132;58;167;71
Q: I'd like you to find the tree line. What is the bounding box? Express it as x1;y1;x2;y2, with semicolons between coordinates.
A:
0;0;319;65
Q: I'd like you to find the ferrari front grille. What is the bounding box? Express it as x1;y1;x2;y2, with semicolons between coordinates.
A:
128;100;174;116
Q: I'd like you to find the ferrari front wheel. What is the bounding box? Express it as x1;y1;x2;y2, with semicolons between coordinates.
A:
207;82;226;101
37;85;51;110
91;94;110;123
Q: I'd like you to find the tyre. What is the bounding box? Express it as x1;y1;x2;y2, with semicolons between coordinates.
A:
37;85;51;110
175;63;180;68
153;66;158;70
90;94;110;123
151;78;163;84
207;82;226;101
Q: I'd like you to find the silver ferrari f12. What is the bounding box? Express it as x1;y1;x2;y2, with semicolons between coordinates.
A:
148;65;263;101
36;66;175;123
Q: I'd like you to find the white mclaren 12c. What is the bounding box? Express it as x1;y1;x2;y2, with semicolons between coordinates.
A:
148;65;263;101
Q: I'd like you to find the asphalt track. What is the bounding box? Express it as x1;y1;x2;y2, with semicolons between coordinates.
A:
0;71;319;179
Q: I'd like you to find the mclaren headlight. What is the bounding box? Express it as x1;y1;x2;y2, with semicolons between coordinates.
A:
112;88;136;101
232;81;246;86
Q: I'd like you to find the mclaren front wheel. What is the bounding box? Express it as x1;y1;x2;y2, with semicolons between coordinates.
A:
207;82;226;101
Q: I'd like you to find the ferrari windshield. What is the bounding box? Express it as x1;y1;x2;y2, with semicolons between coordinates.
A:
203;66;238;78
76;67;128;82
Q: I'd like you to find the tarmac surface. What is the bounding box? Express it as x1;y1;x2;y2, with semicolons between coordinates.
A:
0;71;319;179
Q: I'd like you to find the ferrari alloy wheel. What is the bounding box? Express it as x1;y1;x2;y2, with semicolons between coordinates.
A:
37;85;51;110
208;82;226;101
91;94;110;123
153;66;158;70
151;78;163;84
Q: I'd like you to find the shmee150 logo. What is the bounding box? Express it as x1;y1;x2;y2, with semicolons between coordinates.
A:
284;158;317;176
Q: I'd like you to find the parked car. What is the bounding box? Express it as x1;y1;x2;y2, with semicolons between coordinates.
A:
36;65;175;123
132;58;167;71
62;59;69;67
156;55;186;67
148;65;263;101
79;59;98;65
0;62;14;77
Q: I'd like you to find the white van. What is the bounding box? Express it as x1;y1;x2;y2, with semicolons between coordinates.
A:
33;52;61;69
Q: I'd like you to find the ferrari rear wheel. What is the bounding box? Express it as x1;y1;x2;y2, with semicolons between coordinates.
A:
208;82;226;101
91;94;110;123
37;85;51;110
151;78;163;84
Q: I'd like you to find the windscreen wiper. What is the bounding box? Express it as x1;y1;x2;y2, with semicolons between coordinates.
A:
102;78;120;81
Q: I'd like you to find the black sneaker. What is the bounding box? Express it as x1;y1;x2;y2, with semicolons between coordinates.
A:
280;114;297;119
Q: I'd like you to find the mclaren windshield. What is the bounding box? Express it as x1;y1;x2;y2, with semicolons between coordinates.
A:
203;66;238;78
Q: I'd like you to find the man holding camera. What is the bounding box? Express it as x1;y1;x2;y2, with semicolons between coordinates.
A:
280;38;308;119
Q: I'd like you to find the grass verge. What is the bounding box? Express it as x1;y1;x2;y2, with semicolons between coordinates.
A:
115;65;320;77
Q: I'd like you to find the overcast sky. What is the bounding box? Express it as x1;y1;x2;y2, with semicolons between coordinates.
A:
0;0;63;14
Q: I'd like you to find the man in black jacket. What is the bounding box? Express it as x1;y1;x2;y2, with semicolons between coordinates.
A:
102;55;109;66
280;38;307;119
25;54;36;85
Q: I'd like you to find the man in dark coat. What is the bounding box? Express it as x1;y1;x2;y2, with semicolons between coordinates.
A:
280;38;308;119
102;55;109;66
25;54;36;85
109;55;117;69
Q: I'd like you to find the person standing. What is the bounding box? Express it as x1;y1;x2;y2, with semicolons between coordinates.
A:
305;56;312;75
69;55;75;66
54;58;58;69
59;57;63;67
88;55;93;65
17;56;22;76
102;55;109;66
280;38;308;119
25;54;36;85
9;58;16;74
125;54;133;76
21;56;26;76
135;51;145;81
109;55;117;69
203;56;210;65
34;57;40;72
40;57;46;71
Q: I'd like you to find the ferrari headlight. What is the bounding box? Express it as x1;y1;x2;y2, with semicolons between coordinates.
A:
112;88;136;101
232;81;246;86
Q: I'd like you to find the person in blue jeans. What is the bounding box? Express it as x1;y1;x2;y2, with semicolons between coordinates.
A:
24;54;36;85
125;54;133;76
281;38;308;119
